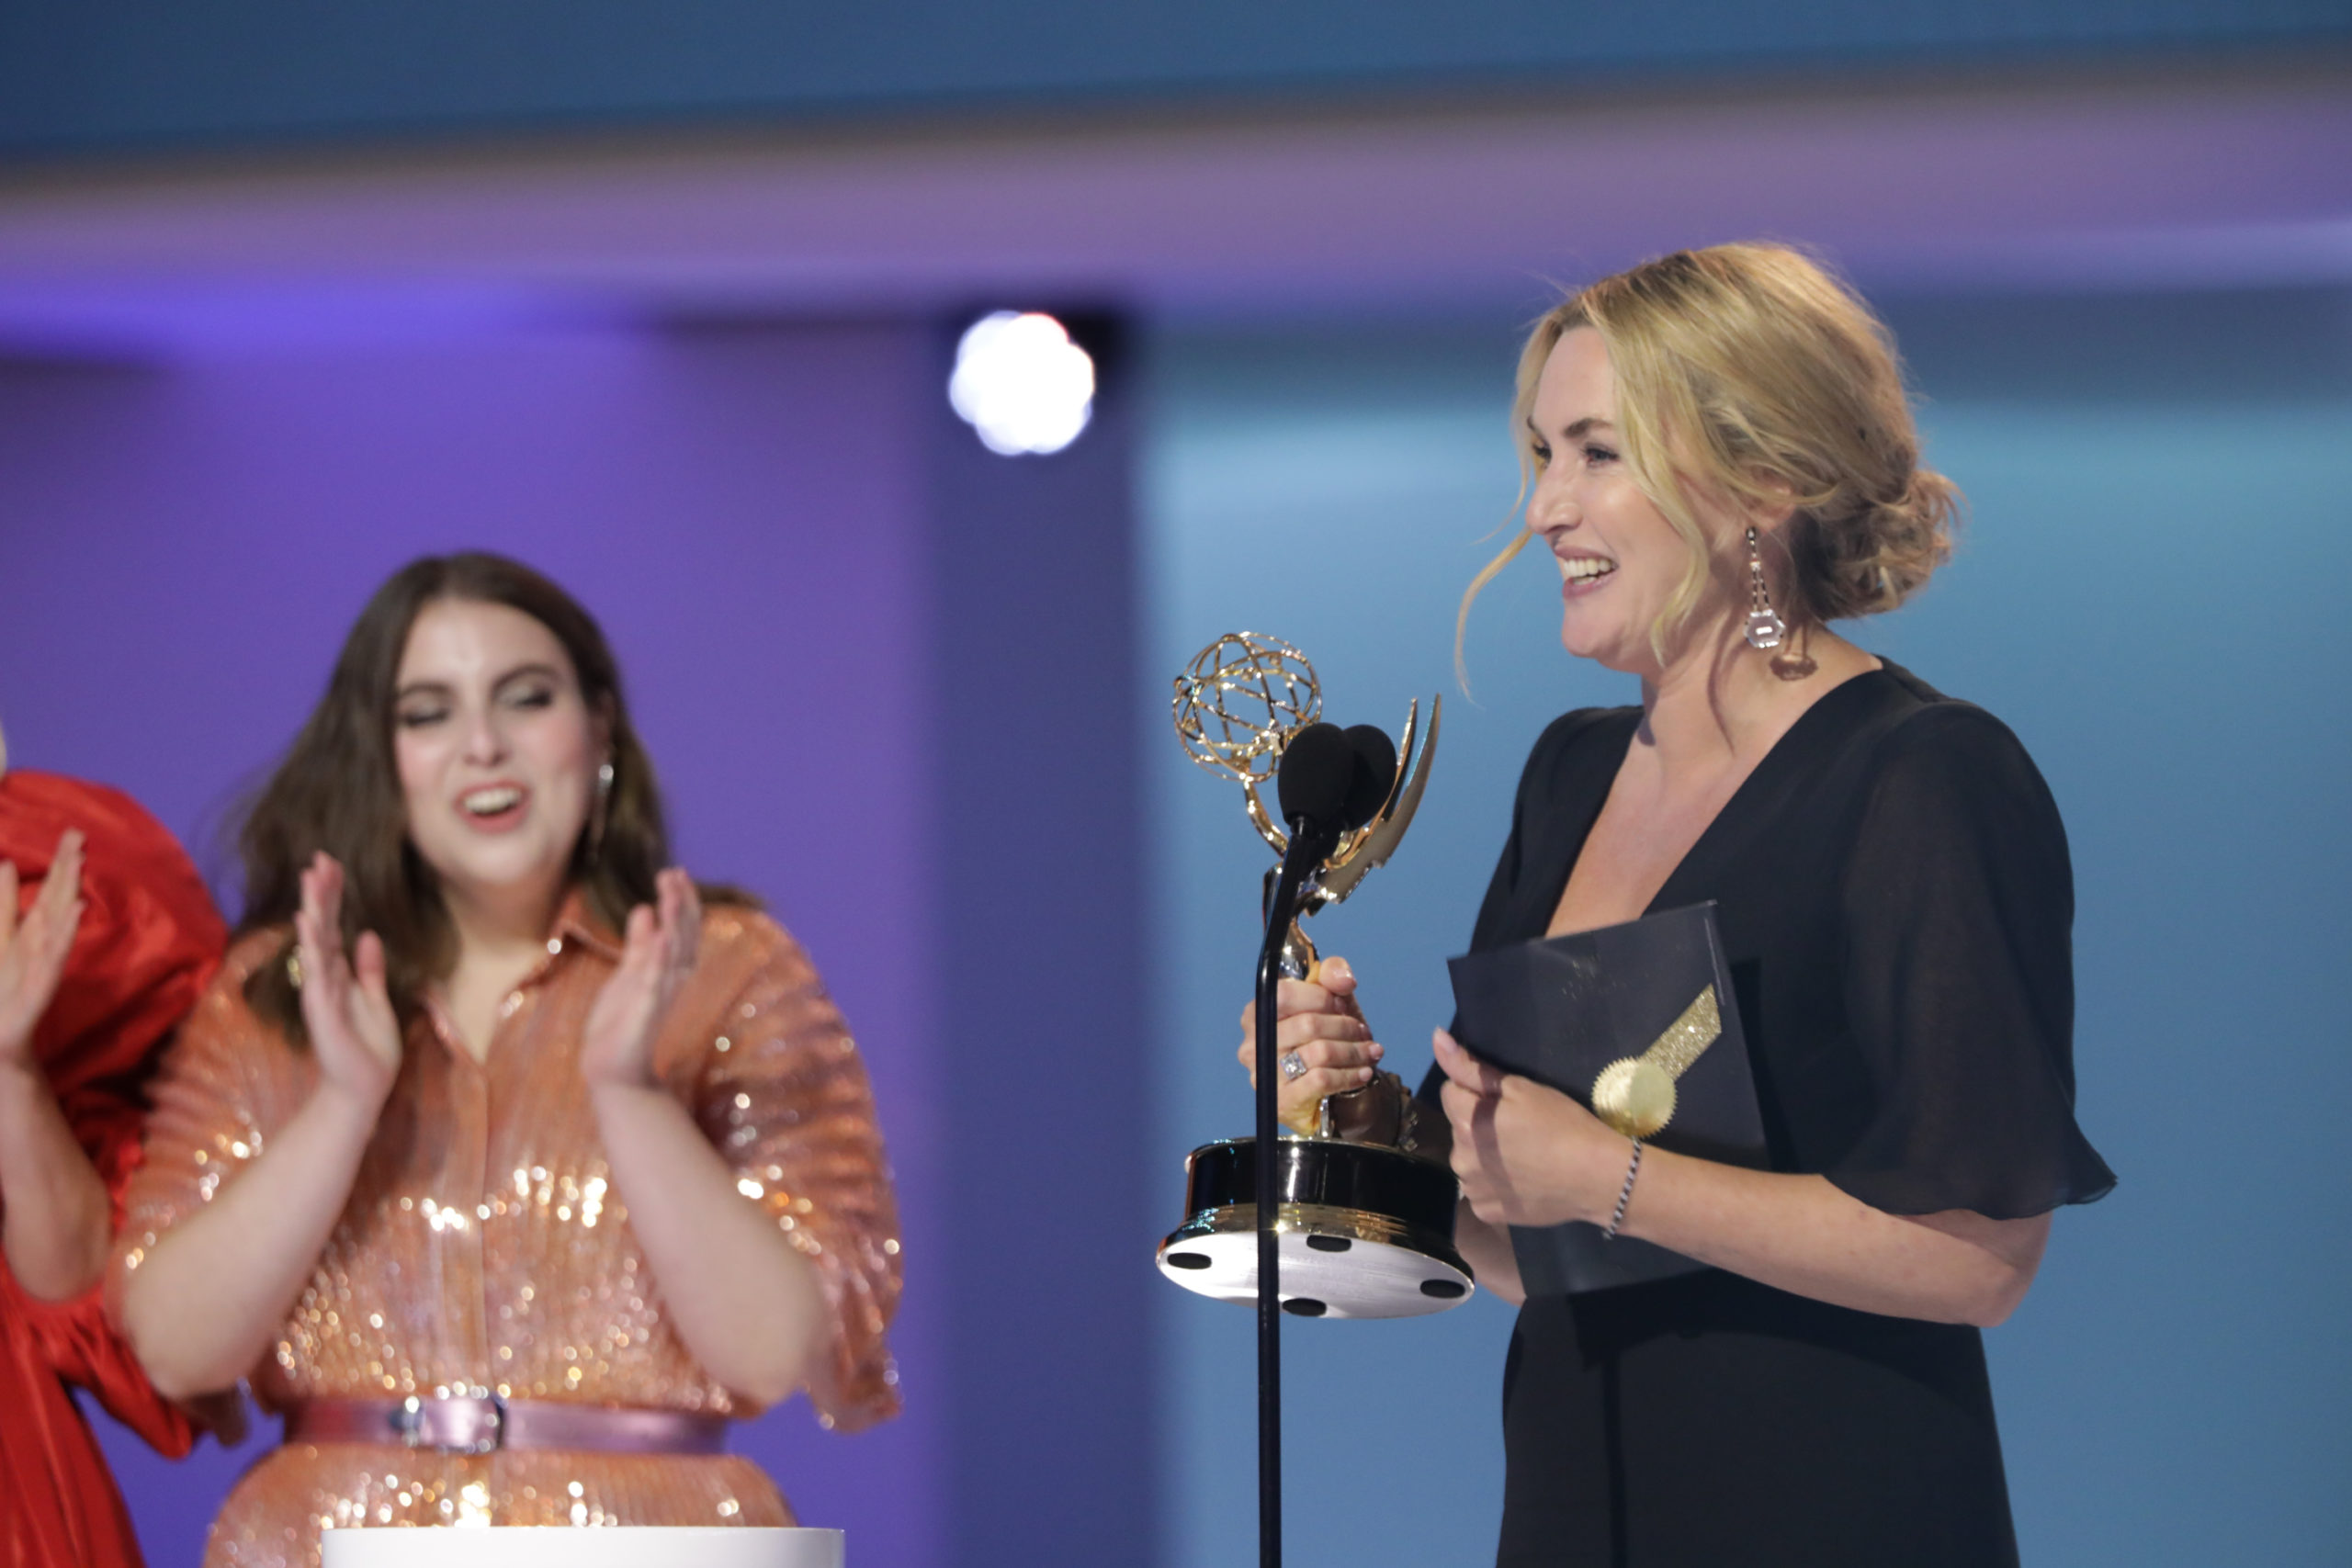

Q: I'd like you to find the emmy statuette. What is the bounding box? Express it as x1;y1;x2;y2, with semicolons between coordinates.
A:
1158;632;1470;1568
1156;633;1473;1318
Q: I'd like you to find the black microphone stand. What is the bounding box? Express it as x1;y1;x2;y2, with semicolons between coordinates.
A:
1252;819;1335;1568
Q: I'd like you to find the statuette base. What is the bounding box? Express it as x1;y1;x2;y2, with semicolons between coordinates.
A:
1158;1201;1473;1320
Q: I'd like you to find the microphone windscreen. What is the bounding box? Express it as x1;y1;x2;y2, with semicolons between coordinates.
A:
1340;725;1397;830
1276;723;1357;828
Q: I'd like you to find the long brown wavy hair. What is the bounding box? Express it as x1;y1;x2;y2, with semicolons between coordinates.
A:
237;552;743;1045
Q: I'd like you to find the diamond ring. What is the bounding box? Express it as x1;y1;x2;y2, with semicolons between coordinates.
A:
1279;1051;1306;1082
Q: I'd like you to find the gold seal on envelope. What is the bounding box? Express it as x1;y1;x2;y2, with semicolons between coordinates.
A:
1589;986;1723;1140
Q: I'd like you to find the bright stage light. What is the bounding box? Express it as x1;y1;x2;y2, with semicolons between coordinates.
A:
948;311;1094;456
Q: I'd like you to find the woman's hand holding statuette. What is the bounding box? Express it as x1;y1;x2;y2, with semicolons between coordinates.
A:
1238;954;1384;1135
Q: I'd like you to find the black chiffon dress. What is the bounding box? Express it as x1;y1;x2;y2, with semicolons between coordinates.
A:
1430;663;2113;1568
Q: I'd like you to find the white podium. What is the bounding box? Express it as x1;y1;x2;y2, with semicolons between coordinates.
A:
321;1528;843;1568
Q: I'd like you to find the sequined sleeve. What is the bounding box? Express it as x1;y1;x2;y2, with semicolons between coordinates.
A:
106;935;303;1360
687;914;901;1432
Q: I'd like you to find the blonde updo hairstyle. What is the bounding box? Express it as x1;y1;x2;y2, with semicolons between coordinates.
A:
1462;243;1960;667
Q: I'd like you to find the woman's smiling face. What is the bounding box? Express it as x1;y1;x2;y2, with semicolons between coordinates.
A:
390;598;604;922
1525;326;1730;678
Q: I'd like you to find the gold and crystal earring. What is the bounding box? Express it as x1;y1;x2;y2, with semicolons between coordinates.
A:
1743;525;1788;652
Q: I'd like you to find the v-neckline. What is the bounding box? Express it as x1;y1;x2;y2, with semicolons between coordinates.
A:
1542;665;1894;934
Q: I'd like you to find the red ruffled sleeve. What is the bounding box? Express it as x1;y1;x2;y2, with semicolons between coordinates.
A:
1;770;228;1568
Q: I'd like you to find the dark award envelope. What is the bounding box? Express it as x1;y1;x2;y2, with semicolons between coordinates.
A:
1445;902;1767;1296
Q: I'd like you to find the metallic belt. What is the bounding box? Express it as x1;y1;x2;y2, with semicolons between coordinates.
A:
284;1394;729;1456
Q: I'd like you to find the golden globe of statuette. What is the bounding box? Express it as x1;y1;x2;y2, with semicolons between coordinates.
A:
1590;1056;1676;1140
1171;633;1320;786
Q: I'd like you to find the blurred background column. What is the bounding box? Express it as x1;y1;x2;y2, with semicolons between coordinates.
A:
923;308;1158;1566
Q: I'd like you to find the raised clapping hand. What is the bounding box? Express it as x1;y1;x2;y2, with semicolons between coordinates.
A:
0;830;85;1073
294;853;402;1110
0;830;107;1303
568;869;823;1404
1433;1027;1623;1229
0;832;84;1073
1237;954;1385;1136
579;868;701;1092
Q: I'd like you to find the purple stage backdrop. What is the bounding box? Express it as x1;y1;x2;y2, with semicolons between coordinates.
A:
0;321;952;1568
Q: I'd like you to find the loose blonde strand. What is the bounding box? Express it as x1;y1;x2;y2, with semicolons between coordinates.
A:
1454;525;1535;696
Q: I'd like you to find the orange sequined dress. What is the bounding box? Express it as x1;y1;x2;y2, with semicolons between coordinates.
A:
109;897;901;1568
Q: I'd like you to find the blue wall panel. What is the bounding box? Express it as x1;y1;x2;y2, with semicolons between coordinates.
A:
4;1;2346;154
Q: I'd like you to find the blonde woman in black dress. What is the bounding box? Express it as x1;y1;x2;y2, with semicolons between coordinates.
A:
1248;244;2112;1566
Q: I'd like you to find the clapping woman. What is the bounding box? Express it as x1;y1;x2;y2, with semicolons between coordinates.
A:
111;554;900;1566
1251;245;2111;1566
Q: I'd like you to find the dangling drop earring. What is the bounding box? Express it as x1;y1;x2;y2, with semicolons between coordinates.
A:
1770;624;1818;682
1743;525;1788;652
588;759;615;862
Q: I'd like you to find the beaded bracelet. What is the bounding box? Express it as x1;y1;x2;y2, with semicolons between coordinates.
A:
1601;1139;1644;1241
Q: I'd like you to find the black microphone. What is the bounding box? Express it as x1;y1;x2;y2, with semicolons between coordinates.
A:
1275;723;1358;845
1277;721;1393;838
1340;723;1396;830
1261;715;1401;1568
1254;716;1400;1568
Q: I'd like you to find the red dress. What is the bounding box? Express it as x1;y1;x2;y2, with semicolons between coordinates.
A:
1;770;227;1568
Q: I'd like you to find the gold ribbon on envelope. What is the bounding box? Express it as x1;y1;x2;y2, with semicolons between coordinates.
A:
1589;987;1722;1140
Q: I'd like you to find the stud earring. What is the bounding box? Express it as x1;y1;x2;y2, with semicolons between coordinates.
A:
588;759;615;860
1743;525;1787;652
